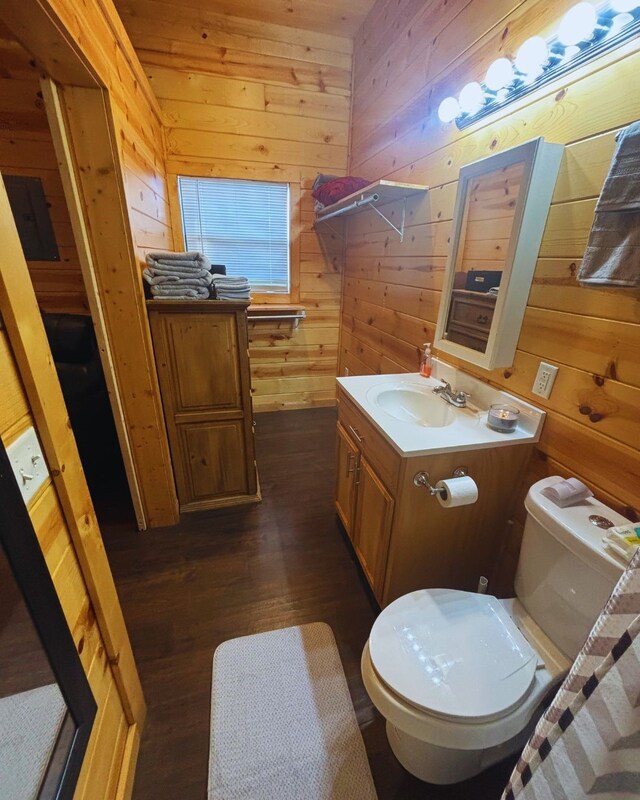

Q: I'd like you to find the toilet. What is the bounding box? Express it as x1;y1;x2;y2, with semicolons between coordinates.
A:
361;476;630;785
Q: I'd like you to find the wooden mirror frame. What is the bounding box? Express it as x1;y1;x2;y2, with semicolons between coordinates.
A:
434;137;564;370
0;443;97;800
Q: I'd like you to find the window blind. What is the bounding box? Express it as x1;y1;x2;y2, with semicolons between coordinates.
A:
178;176;290;293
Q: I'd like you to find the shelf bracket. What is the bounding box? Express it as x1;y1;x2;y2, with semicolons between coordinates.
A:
248;311;306;329
369;197;407;241
314;220;344;240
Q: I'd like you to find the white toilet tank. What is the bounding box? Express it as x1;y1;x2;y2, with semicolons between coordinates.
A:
514;477;630;660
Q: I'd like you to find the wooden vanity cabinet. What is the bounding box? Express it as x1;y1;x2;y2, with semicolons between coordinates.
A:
352;460;395;598
335;423;359;536
336;387;531;607
148;300;259;513
336;419;395;602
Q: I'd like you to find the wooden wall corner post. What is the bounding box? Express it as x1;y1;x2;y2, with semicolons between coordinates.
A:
0;173;146;727
57;83;179;529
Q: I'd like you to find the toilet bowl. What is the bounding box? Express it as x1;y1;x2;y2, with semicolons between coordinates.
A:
362;591;567;784
362;477;629;784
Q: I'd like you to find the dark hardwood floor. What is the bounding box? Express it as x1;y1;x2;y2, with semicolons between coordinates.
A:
104;408;516;800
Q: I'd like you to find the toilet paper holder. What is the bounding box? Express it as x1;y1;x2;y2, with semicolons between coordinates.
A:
413;467;468;496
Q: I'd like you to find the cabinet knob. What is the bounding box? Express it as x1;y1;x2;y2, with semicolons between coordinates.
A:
476;314;489;325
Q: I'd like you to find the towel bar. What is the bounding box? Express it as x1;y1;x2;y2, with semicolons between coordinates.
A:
247;311;306;329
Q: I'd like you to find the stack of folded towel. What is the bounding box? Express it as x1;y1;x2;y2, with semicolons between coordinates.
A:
211;275;251;301
143;251;219;300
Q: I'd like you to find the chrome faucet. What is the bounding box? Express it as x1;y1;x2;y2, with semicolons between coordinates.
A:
432;380;470;408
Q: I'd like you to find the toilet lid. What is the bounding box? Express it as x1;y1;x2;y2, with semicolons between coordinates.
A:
369;589;538;722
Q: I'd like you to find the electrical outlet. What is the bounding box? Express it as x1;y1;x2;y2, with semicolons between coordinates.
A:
532;361;558;399
6;427;49;505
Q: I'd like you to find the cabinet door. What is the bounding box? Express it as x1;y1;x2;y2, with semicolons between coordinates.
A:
159;313;242;413
354;459;394;603
335;423;359;539
177;420;248;505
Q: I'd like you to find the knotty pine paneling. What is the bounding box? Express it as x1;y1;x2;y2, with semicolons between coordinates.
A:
1;2;179;528
0;33;87;315
0;325;128;800
117;0;374;39
2;0;182;527
343;0;640;585
115;0;352;411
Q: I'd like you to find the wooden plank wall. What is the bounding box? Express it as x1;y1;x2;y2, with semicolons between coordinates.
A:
344;0;640;587
0;26;88;314
115;0;351;411
3;0;181;527
0;321;129;800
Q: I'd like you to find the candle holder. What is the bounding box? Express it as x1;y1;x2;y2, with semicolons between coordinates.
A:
487;404;520;433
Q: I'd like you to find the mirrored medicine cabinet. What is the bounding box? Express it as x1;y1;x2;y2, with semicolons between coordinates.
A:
434;137;564;370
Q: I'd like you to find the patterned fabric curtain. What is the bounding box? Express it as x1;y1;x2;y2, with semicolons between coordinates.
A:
503;549;640;799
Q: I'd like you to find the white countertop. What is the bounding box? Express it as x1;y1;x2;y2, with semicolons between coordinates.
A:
337;363;545;457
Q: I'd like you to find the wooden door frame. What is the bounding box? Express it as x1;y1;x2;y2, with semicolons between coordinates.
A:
0;171;145;736
40;77;146;531
1;0;180;530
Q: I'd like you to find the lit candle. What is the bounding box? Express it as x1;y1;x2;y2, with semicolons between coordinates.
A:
487;404;520;432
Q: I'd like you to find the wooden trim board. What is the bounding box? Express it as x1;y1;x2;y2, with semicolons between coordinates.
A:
0;174;146;727
40;76;147;531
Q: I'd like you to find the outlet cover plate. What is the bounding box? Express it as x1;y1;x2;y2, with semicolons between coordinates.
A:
6;427;49;505
532;361;558;399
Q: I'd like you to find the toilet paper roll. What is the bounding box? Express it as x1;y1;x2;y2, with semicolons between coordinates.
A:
435;476;478;508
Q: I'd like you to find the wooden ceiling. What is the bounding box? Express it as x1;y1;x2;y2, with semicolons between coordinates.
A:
113;0;377;39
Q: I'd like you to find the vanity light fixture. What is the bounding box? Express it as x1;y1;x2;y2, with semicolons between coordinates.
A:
485;58;515;90
557;2;599;46
458;81;485;114
437;0;640;129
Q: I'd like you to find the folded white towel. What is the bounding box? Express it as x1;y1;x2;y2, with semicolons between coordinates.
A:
143;269;213;287
211;276;250;286
541;478;593;508
146;251;211;268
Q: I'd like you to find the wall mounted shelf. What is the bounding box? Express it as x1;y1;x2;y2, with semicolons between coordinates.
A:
314;180;428;241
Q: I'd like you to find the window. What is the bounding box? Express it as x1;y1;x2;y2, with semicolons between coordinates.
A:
178;176;290;294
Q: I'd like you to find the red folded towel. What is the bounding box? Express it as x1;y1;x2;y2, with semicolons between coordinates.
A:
312;176;370;207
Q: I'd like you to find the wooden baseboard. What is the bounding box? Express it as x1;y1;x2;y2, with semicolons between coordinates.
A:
254;398;337;413
114;724;141;800
180;487;262;514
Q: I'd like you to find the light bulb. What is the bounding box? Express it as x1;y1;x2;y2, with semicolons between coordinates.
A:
611;0;640;10
485;58;514;90
438;96;460;123
515;36;549;75
610;11;634;33
563;45;581;61
557;2;597;46
459;82;484;114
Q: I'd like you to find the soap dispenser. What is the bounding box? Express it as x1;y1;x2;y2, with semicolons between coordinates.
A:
420;343;433;378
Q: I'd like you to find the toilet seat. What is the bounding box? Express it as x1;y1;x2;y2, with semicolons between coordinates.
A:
369;589;538;724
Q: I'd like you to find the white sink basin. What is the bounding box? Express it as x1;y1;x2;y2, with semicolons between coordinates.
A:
368;384;455;428
337;366;546;457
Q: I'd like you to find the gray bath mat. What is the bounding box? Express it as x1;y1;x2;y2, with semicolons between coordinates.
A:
208;622;378;799
0;683;67;800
